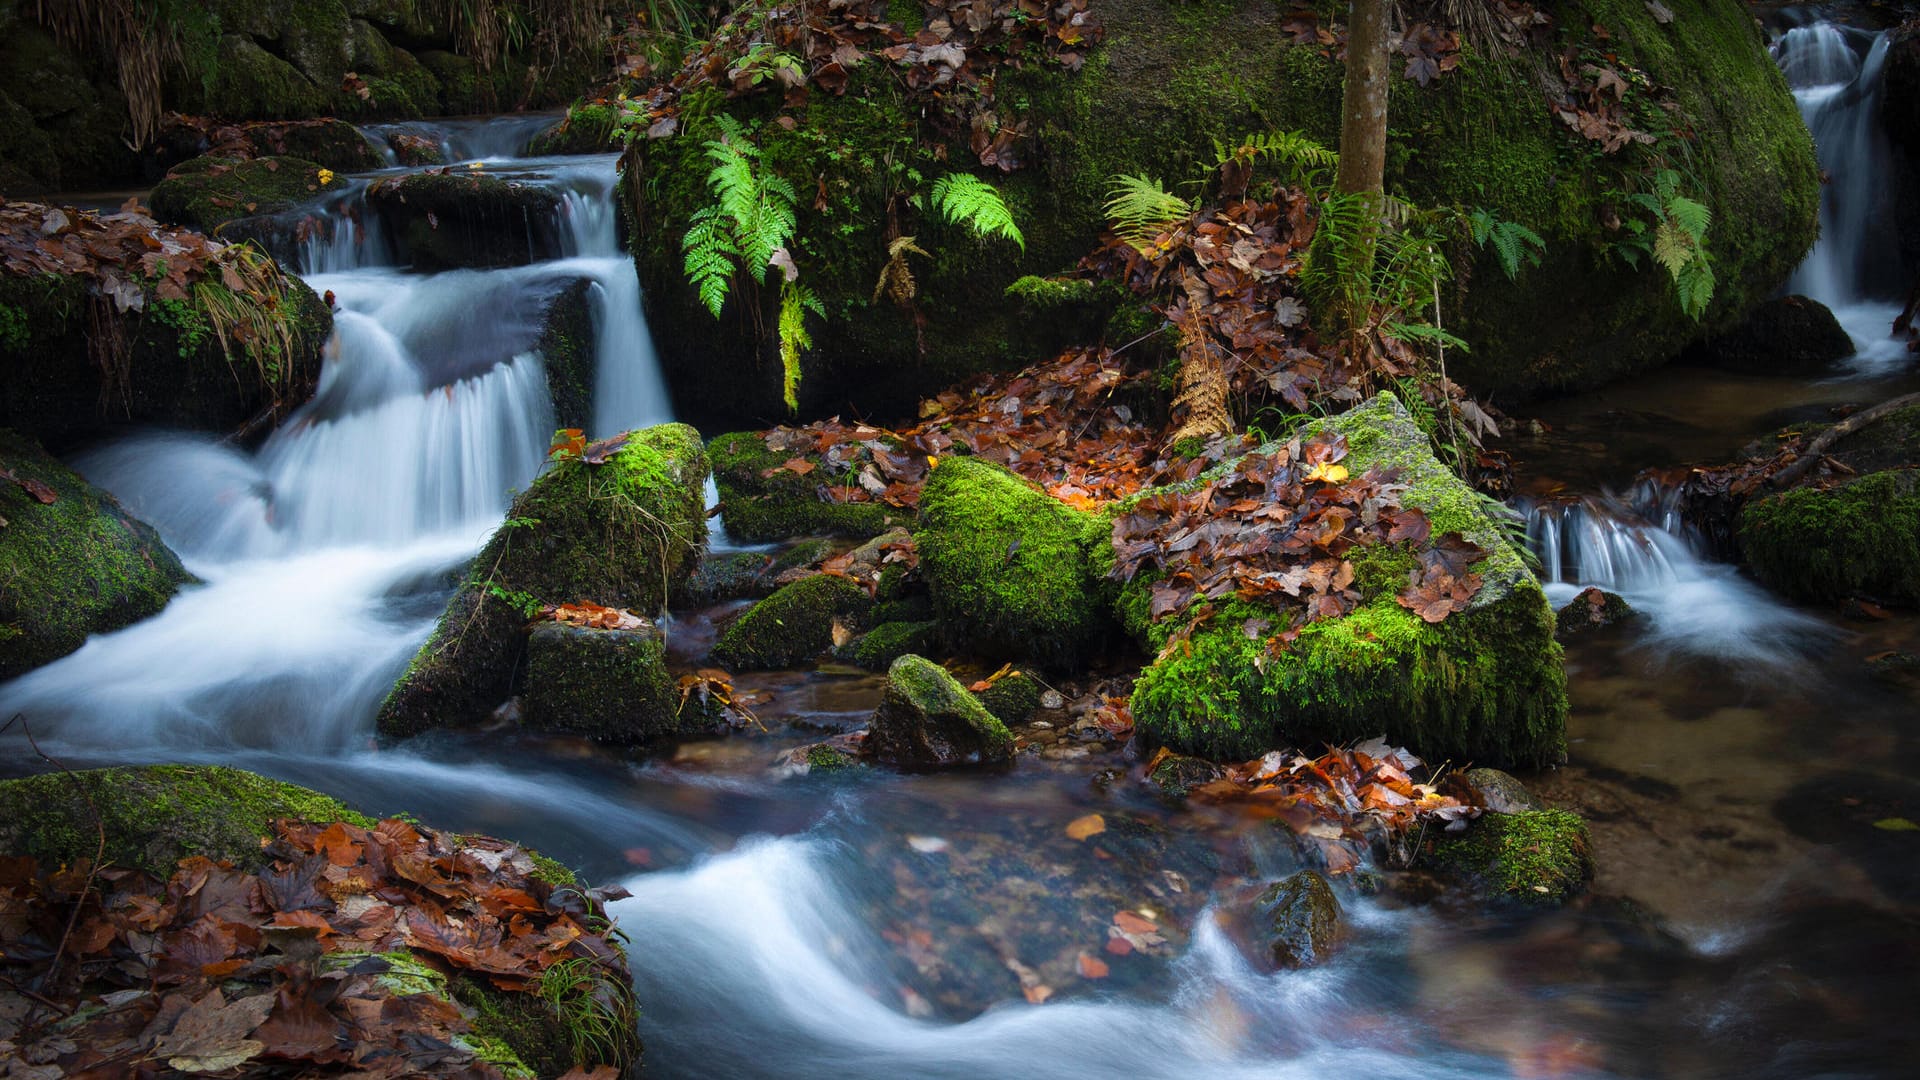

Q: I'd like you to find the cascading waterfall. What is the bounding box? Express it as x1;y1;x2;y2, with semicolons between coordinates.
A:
0;125;671;754
1773;17;1907;369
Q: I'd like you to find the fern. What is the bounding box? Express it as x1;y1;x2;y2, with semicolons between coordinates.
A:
1214;131;1339;191
1466;208;1544;281
778;280;824;412
1383;321;1472;352
682;207;741;317
1104;174;1193;251
929;174;1024;250
681;115;801;313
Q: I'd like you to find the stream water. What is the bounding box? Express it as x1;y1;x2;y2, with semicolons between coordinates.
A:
4;18;1919;1077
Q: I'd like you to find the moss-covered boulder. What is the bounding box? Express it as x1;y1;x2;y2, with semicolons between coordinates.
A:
1741;469;1920;606
1128;395;1567;766
851;618;939;671
711;572;872;670
0;429;194;679
523;619;686;743
156;117;384;175
864;654;1014;769
149;154;336;233
1427;808;1595;906
529;101;623;156
709;430;911;542
915;456;1112;669
0;16;140;194
626;0;1816;427
0;764;371;876
366;172;566;270
1682;294;1855;375
974;669;1044;726
1256;870;1343;969
1555;586;1636;638
377;423;709;738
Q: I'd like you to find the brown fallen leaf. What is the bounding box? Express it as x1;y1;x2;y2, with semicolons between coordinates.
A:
1113;910;1158;935
1077;952;1110;979
1064;813;1106;841
152;988;275;1074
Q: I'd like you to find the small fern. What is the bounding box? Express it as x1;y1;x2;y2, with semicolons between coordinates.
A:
1214;131;1339;192
873;234;930;307
1104;174;1193;251
929;174;1024;250
779;279;824;412
681;115;801;315
1616;168;1715;320
1466;208;1545;281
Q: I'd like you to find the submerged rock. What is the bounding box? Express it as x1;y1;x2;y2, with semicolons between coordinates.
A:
1555;587;1636;638
377;423;709;738
864;654;1014;769
710;572;873;670
0;429;194;680
1741;469;1920;605
1426;808;1595;906
1256;870;1344;969
1127;394;1567;767
523;620;684;743
915;456;1113;670
708;430;910;542
1683;294;1854;375
1147;753;1221;800
365;172;566;270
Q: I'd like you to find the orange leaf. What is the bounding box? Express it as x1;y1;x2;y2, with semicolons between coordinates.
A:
1077;952;1110;979
1113;910;1158;935
1064;813;1106;841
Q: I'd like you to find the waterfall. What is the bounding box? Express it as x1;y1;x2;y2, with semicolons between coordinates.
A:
0;120;673;753
1773;18;1907;369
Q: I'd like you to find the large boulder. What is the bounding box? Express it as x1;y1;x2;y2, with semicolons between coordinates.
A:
376;423;709;738
523;619;685;743
1126;394;1567;766
0;15;140;194
149;154;338;233
1741;469;1920;605
864;654;1014;769
1682;294;1855;374
915;456;1113;669
625;0;1818;428
0;428;194;680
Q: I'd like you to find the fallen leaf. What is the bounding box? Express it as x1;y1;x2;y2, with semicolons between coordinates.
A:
1077;952;1110;978
1065;813;1106;841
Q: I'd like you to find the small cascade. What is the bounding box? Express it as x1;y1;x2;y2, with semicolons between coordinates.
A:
1773;18;1907;369
1516;485;1827;664
359;114;564;166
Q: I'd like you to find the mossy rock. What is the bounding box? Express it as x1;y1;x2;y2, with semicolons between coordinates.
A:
1740;469;1920;606
1127;394;1567;766
523;620;686;744
915;456;1113;670
1148;752;1220;800
1256;869;1343;969
366;172;567;270
149;154;333;233
973;670;1044;726
1427;808;1595;906
1461;766;1545;814
709;430;909;542
1554;586;1636;638
536;277;597;430
0;428;194;678
626;0;1816;427
190;34;328;120
0;265;331;450
152;118;384;174
711;572;873;670
0;20;139;194
529;101;622;155
851;618;939;671
864;654;1014;769
1682;294;1854;375
0;765;372;876
378;423;710;738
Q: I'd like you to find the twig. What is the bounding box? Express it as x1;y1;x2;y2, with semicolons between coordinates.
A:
0;712;106;994
1768;391;1920;490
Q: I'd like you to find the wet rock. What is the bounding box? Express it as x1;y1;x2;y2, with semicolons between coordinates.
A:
1741;469;1920;605
377;423;708;738
779;735;868;776
975;670;1045;726
915;456;1113;670
852;619;940;671
365;172;566;270
676;539;836;608
708;430;910;542
1683;295;1854;375
1555;587;1636;638
1461;767;1545;814
711;572;873;670
865;655;1014;769
1256;870;1344;969
1148;753;1221;800
155;117;383;175
386;131;447;166
1426;808;1595;906
1128;395;1567;767
533;277;597;430
523;620;687;744
149;154;335;233
0;429;194;680
1884;21;1920;155
1865;649;1920;690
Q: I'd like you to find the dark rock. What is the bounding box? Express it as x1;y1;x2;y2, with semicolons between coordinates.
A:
708;430;911;543
1426;808;1595;906
1884;20;1920;155
1555;587;1636;638
851;619;940;672
1741;469;1920;605
1148;752;1221;800
1256;870;1344;969
1683;294;1854;374
149;154;333;233
365;172;566;270
1461;767;1544;814
974;670;1044;726
710;572;872;670
675;538;837;608
522;620;684;744
864;654;1014;769
535;277;597;430
0;429;194;680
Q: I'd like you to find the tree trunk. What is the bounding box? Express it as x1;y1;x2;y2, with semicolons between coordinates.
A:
1336;0;1391;199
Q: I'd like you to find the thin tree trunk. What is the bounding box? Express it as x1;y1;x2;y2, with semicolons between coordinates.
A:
1335;0;1391;200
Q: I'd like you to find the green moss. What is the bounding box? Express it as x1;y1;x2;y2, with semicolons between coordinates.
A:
1740;470;1920;605
915;456;1112;669
708;430;907;542
523;621;681;743
531;101;622;155
852;618;939;671
0;302;32;353
1127;396;1566;766
149;154;328;233
0;429;193;678
805;743;861;770
866;653;1015;767
0;765;373;876
450;975;580;1079
1005;275;1096;307
1427;808;1594;905
712;572;873;669
196;34;327;119
974;670;1043;725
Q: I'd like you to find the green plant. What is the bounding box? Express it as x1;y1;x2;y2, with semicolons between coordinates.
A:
536;954;639;1071
729;42;806;89
1213;131;1340;193
1465;208;1545;282
682;115;801;317
1609;168;1715;320
928;174;1024;250
1104;174;1193;252
778;279;823;412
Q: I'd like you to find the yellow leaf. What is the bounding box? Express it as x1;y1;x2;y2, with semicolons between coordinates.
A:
1065;813;1106;841
1873;817;1919;832
1304;462;1348;484
926;454;940;469
315;168;336;185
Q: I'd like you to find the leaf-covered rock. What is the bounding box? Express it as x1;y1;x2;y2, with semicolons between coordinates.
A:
1554;586;1636;638
377;422;709;738
0;428;194;680
709;429;912;543
864;654;1014;769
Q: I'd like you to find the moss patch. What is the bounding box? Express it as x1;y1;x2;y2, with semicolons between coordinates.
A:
974;670;1043;726
523;620;682;743
0;428;194;679
712;572;873;669
914;456;1112;670
851;618;939;671
709;430;908;542
149;154;330;233
1427;808;1595;905
865;654;1014;768
1740;470;1920;605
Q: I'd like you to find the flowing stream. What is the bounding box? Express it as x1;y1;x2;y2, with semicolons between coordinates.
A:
4;39;1920;1076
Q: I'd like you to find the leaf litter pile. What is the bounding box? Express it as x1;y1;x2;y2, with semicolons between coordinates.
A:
0;818;631;1079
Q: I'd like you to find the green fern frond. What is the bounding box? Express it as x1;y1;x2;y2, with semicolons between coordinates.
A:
778;279;817;413
1666;194;1710;244
1104;174;1192;251
1676;256;1715;321
682;207;741;317
1215;131;1338;191
930;174;1024;250
1383;321;1472;352
1651;220;1693;278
